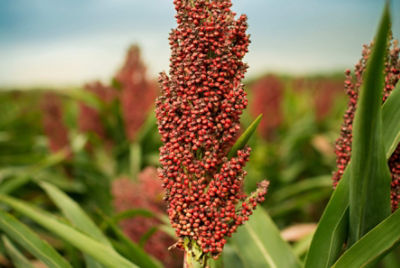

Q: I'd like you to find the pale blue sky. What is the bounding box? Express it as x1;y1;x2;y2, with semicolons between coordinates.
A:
0;0;399;87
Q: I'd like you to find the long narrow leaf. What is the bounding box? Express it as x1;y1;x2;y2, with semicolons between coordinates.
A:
40;182;110;245
332;207;400;267
0;211;71;268
349;3;391;244
304;174;349;267
2;235;36;268
39;182;110;268
230;207;300;268
305;5;399;267
228;114;262;158
382;82;400;157
0;195;137;268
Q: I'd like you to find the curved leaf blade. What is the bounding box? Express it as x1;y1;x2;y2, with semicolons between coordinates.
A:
39;182;110;268
305;4;399;267
332;207;400;267
0;211;71;268
39;182;110;245
349;3;391;244
2;235;36;268
304;174;350;267
228;114;262;158
0;195;137;268
382;82;400;158
230;207;300;268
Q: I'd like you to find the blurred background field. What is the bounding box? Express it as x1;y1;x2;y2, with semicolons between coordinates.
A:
0;0;399;267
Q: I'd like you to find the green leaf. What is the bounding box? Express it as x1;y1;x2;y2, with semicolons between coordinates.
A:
228;114;262;158
332;207;400;267
61;89;104;111
0;151;68;195
222;244;244;268
0;195;137;268
139;227;158;247
0;176;30;195
267;175;332;204
112;209;155;223
0;211;71;268
349;3;391;244
382;82;400;158
304;174;349;267
305;5;399;267
306;80;400;267
2;235;35;268
381;245;400;268
230;207;301;268
39;182;110;245
39;182;110;268
137;112;158;144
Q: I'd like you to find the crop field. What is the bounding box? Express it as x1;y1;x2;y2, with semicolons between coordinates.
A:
0;1;399;268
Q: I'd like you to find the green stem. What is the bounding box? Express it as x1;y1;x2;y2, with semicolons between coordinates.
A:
184;250;205;268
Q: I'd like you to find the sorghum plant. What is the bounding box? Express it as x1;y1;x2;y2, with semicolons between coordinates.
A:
156;0;268;264
41;93;70;154
112;167;182;267
333;38;400;211
78;81;115;140
116;45;158;141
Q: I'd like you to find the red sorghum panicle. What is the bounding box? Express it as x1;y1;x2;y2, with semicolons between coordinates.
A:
333;39;400;211
156;0;269;259
41;93;70;154
250;75;284;140
78;81;115;139
116;45;158;141
312;79;343;121
112;167;182;268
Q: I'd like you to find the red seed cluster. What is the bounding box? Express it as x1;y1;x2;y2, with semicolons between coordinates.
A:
156;0;269;258
112;167;182;268
333;39;400;211
116;45;158;141
41;93;71;155
312;79;343;121
250;75;284;140
78;81;115;139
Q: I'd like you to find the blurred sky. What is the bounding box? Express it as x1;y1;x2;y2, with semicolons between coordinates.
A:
0;0;399;87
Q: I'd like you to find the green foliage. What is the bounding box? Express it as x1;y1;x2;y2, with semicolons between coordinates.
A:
0;2;399;267
332;208;400;267
0;211;72;268
230;207;301;268
2;236;35;268
306;4;399;267
349;4;391;244
0;194;137;268
228;114;263;158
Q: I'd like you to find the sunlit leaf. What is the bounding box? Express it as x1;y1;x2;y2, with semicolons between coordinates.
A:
2;235;36;268
230;207;300;268
0;195;137;268
0;211;71;268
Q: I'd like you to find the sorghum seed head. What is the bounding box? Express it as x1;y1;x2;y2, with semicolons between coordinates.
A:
156;0;268;258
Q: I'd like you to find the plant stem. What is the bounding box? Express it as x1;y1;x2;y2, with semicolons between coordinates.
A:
184;250;204;268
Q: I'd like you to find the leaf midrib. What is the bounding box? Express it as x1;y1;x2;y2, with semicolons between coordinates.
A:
244;224;277;268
